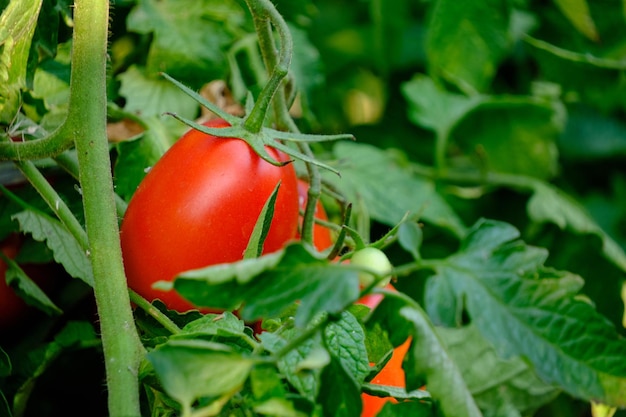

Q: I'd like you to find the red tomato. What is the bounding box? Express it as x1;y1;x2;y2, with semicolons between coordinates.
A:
357;285;411;417
120;119;300;312
296;180;333;251
0;234;29;328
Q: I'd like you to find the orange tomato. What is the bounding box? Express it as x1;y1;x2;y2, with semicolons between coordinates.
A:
357;285;411;417
360;338;411;417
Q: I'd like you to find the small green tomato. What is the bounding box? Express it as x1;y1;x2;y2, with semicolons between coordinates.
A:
351;247;393;288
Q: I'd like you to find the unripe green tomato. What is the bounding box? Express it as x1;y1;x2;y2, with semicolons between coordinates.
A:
351;247;392;288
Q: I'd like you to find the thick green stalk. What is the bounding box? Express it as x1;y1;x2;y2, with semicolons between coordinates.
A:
69;1;142;415
243;0;293;133
244;0;322;246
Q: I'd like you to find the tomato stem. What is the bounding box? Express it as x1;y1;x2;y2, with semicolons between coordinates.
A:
243;0;292;134
244;0;326;246
270;313;331;361
129;290;182;335
69;1;143;415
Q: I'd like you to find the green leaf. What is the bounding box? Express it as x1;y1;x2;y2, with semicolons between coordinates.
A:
426;0;510;92
402;74;481;136
401;306;483;417
32;0;72;61
376;401;435;417
0;0;43;123
173;243;361;326
147;339;254;411
431;219;626;406
126;0;245;85
424;272;463;327
29;41;71;129
2;253;61;316
244;181;281;259
0;346;10;377
527;180;626;271
326;142;466;238
113;117;172;202
317;355;362;417
287;24;326;125
12;210;94;287
259;330;321;400
250;364;287;402
552;0;598;41
438;324;560;417
175;312;258;352
361;382;431;403
54;320;97;346
324;311;371;384
253;398;309;417
117;65;199;135
367;0;423;74
450;97;564;180
397;221;422;260
558;106;626;161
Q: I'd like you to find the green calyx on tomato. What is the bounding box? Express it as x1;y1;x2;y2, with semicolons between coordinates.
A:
162;73;353;174
120;118;300;312
351;247;393;288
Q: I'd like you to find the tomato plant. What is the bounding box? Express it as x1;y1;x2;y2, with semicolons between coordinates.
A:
120;118;300;312
3;0;626;416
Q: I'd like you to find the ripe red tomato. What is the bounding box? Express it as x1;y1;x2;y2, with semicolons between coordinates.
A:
296;180;333;251
120;119;300;312
0;234;29;328
358;285;411;417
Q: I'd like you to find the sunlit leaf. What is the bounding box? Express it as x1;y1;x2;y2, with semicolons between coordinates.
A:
147;339;254;411
117;65;199;135
438;324;560;416
401;305;482;417
326;142;466;237
2;254;61;316
260;330;321;400
0;0;43;123
527;181;626;272
244;182;281;259
426;0;510;91
324;311;371;384
552;0;598;41
451;97;564;180
12;210;94;287
402;74;481;136
173;243;360;326
430;219;626;406
126;0;245;85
